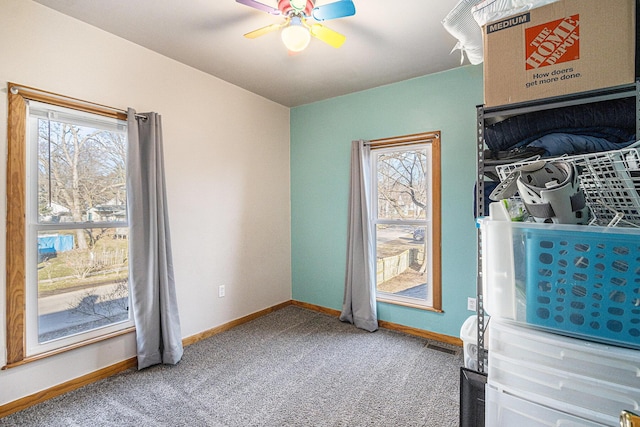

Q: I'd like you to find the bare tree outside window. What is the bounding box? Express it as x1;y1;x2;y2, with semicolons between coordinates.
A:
377;150;428;220
38;119;127;246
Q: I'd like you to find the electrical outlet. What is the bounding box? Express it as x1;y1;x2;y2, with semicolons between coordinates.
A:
467;297;477;311
218;285;225;298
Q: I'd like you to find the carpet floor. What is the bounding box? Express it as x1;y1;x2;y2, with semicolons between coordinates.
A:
0;306;463;426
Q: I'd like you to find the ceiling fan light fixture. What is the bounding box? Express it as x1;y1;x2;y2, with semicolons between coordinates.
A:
281;17;311;52
239;0;353;51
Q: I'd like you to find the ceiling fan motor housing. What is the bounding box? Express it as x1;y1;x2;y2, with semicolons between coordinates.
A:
278;0;314;16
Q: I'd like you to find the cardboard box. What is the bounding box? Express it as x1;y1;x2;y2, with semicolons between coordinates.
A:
483;0;636;107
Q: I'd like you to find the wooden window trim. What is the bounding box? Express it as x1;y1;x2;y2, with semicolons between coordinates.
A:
5;83;130;367
371;131;442;312
6;86;27;365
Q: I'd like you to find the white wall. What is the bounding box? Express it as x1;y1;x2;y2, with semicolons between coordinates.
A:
0;0;291;406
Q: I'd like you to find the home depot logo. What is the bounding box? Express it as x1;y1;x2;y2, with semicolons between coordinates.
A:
525;15;580;69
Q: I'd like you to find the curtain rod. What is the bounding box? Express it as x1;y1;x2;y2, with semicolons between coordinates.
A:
364;132;439;148
9;85;147;120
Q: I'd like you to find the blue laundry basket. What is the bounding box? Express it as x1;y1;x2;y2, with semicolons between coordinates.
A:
522;225;640;348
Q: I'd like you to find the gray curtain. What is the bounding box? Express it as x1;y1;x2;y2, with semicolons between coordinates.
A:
339;140;378;332
127;109;183;370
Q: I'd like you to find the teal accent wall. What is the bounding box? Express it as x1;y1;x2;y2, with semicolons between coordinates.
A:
291;65;484;338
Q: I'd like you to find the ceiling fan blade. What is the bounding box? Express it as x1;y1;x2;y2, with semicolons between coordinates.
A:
244;23;285;39
309;24;346;48
311;0;356;21
236;0;281;15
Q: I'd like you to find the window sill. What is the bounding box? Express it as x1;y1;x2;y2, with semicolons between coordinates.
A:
376;295;443;313
2;326;135;370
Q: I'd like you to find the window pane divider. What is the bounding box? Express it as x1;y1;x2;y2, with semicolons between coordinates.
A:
34;222;128;231
374;219;429;225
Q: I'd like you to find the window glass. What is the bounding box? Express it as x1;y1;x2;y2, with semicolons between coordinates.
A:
372;142;438;309
375;224;428;300
376;149;428;220
26;101;132;354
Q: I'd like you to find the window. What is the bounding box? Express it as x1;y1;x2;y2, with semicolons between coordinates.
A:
6;85;134;366
370;133;441;311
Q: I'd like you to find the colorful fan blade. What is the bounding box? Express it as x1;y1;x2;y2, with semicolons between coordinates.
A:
244;23;285;38
312;0;355;21
309;24;346;48
236;0;280;15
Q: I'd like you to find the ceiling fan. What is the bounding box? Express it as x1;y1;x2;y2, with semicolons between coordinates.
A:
236;0;356;52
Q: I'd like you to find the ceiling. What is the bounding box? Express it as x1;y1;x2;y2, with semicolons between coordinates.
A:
33;0;469;107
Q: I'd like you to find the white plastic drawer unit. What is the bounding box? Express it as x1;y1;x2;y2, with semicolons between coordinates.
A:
488;320;640;426
486;384;609;427
489;319;640;390
478;203;640;350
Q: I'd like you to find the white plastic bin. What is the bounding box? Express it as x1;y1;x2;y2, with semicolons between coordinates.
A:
460;315;489;371
489;352;640;426
489;319;640;390
486;384;608;427
478;202;640;350
488;320;640;426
